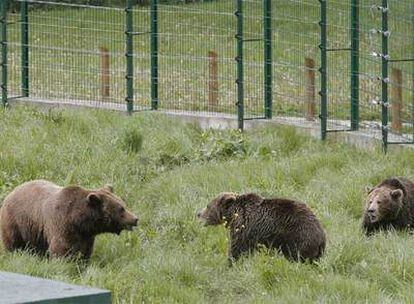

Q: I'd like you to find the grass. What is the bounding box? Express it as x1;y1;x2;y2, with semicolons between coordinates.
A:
5;0;413;123
2;105;414;302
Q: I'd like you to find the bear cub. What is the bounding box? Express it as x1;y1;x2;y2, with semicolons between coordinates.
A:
0;180;138;259
362;177;414;235
197;192;326;263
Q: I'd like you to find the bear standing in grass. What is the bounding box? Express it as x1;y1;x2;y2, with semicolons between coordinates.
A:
0;180;138;259
197;192;326;263
362;177;414;235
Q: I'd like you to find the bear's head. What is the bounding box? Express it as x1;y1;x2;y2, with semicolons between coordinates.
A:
364;186;404;223
83;185;138;235
196;192;237;226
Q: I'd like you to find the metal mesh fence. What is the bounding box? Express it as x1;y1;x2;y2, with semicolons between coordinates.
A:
325;0;352;132
359;0;383;138
358;0;414;147
8;0;129;107
0;0;413;150
272;0;320;123
242;0;264;119
386;0;414;145
157;1;236;114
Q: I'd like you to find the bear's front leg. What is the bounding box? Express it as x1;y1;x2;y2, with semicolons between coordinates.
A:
78;237;95;260
228;232;254;265
49;237;72;258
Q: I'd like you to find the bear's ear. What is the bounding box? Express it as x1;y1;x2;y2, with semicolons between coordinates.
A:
87;193;102;207
220;192;237;207
102;184;114;193
390;189;403;200
365;186;373;193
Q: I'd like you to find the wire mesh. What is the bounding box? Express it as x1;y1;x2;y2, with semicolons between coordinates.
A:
359;0;390;140
7;0;142;109
358;0;414;144
324;0;352;131
242;0;264;119
386;0;414;144
272;0;320;123
156;1;236;115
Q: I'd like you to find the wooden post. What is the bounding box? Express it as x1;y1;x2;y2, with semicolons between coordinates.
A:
100;47;110;101
391;68;402;133
208;51;218;110
305;57;316;121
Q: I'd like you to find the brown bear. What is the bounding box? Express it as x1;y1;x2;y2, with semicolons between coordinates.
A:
196;192;326;263
362;177;414;235
0;180;138;259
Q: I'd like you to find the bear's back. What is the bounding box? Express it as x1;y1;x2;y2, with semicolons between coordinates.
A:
261;198;318;223
1;180;62;223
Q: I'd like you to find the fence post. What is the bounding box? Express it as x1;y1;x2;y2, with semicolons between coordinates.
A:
350;0;359;130
208;50;218;110
151;0;158;110
263;0;272;119
100;47;110;102
1;0;7;107
391;68;402;133
305;57;316;121
319;0;327;140
21;0;29;97
235;0;244;130
381;0;389;152
125;0;133;114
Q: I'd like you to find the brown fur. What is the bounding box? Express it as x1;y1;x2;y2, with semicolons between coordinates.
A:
0;180;138;259
362;177;414;235
197;192;326;263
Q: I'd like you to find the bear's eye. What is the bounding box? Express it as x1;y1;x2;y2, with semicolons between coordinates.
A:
377;201;382;205
120;207;125;212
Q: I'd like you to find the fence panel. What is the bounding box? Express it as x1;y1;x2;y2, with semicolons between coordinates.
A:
7;0;143;109
156;1;236;115
358;0;383;140
359;0;414;150
385;0;414;146
131;4;152;111
324;0;352;132
242;0;265;120
272;0;320;125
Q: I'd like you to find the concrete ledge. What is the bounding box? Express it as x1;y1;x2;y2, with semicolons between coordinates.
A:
0;272;111;304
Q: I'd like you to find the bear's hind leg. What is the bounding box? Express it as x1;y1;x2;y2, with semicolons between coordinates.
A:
1;223;25;252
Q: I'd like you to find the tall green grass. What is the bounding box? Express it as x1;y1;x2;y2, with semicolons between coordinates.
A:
1;106;414;303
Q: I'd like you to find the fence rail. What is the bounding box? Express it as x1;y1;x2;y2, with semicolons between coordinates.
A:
0;0;413;151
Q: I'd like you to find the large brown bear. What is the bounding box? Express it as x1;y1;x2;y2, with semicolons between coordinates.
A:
197;192;326;263
362;177;414;235
0;180;138;259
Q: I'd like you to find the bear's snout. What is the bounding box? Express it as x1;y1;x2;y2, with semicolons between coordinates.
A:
128;216;138;226
196;208;208;225
121;211;139;231
128;214;139;227
367;207;378;222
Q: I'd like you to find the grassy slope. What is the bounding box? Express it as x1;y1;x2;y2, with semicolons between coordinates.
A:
1;106;414;303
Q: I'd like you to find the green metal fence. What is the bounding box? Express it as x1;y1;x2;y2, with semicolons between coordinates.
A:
358;0;413;151
0;0;413;151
